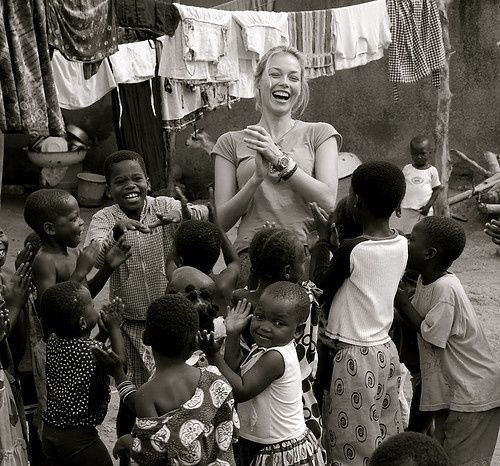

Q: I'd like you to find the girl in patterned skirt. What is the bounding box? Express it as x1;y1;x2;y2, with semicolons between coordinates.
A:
201;282;324;466
107;294;238;465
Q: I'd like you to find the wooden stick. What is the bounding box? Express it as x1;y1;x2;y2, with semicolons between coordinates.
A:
448;173;500;205
478;203;500;215
433;0;453;217
450;149;493;178
162;130;176;197
484;151;500;174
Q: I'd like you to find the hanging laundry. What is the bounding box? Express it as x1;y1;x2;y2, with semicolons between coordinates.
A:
232;11;289;59
216;0;276;12
331;0;391;71
288;9;335;79
116;0;180;39
387;0;445;99
229;21;258;99
47;0;118;62
51;51;117;110
109;41;156;84
0;0;65;136
173;4;239;81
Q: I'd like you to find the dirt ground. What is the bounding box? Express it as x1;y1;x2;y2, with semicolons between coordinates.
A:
1;191;499;464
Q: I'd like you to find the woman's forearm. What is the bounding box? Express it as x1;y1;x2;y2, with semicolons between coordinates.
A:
217;175;264;232
287;168;337;212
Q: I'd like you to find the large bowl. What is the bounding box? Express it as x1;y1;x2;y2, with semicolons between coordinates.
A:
25;149;87;168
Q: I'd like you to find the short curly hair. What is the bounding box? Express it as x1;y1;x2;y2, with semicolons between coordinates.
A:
261;281;310;324
249;228;303;280
369;432;449;466
351;161;406;219
143;294;199;357
418;216;466;267
24;189;76;236
174;220;222;273
103;150;147;183
40;281;88;337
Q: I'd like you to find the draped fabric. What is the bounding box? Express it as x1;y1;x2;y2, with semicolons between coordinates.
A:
112;80;167;191
0;0;65;136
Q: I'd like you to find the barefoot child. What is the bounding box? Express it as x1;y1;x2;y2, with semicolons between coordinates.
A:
40;281;125;465
101;294;238;465
202;282;324;465
395;216;500;465
391;136;442;235
311;161;408;464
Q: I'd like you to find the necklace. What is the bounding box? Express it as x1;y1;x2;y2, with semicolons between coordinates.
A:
272;120;297;146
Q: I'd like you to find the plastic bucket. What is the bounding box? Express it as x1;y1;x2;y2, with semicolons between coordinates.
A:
77;172;106;207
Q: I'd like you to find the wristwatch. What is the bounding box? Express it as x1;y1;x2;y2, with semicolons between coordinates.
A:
273;154;290;172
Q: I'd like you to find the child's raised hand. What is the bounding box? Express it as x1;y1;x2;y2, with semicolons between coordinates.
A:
225;299;253;336
113;434;134;461
91;346;123;375
101;297;124;330
198;329;224;356
0;306;9;342
4;262;32;311
14;243;33;270
104;237;132;270
74;241;100;278
113;219;151;240
148;211;182;229
309;202;330;240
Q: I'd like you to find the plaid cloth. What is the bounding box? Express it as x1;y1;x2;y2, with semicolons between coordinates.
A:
288;9;335;79
85;196;207;321
121;320;149;386
387;0;445;100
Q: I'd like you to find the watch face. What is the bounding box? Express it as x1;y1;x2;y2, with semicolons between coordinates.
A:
278;156;289;170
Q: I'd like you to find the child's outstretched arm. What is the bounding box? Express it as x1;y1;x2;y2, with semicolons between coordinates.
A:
419;185;443;216
201;330;284;403
100;297;126;364
394;287;423;332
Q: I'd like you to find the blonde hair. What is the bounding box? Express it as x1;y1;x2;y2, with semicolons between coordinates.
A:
253;46;310;117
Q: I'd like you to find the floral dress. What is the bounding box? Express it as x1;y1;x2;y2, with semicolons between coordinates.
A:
130;366;238;465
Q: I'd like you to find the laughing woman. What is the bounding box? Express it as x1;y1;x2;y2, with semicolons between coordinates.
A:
212;46;342;285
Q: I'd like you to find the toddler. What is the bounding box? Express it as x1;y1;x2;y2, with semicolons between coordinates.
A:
203;282;324;465
395;216;500;465
232;227;323;441
391;136;442;235
40;281;125;465
108;294;238;465
311;161;408;464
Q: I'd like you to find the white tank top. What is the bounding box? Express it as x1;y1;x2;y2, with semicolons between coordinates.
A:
238;341;306;444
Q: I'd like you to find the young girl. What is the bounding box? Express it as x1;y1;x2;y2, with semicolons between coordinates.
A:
202;282;324;465
40;281;125;465
106;294;238;465
233;227;323;441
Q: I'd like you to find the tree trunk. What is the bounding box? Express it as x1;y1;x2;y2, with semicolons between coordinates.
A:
433;0;453;217
163;130;176;197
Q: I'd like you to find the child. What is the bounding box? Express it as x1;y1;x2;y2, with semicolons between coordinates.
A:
391;136;442;235
311;161;408;465
85;150;207;446
40;281;125;465
232;227;323;442
369;432;449;466
395;216;500;465
202;282;324;465
105;294;238;465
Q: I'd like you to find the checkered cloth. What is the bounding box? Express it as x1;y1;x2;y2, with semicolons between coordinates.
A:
387;0;445;101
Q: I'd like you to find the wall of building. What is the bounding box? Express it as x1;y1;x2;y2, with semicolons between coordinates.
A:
3;0;499;199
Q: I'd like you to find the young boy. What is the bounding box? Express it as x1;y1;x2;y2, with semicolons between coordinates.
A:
84;150;207;444
395;216;500;465
392;136;442;235
311;161;408;465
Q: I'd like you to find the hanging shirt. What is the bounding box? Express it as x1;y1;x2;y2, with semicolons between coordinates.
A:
387;0;446;98
331;0;391;70
51;51;117;110
288;9;335;79
47;0;118;62
0;0;65;137
109;41;156;84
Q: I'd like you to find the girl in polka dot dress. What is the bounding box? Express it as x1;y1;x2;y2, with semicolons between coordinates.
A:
40;282;126;466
